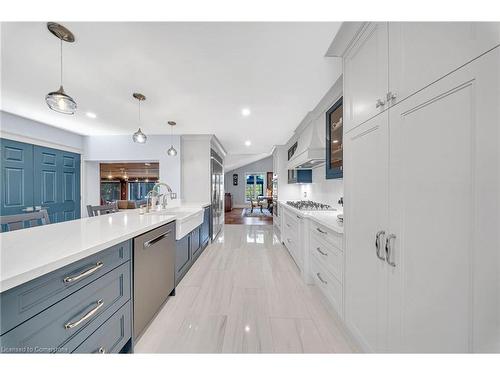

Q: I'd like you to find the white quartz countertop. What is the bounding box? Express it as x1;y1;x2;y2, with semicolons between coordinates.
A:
0;203;207;293
279;200;344;234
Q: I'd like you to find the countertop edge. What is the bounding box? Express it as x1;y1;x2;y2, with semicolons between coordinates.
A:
0;217;176;293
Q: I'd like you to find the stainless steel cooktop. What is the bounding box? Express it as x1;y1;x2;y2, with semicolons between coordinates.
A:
285;200;335;211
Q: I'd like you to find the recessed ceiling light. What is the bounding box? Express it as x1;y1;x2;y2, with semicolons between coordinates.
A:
244;140;251;147
86;112;97;119
241;108;251;117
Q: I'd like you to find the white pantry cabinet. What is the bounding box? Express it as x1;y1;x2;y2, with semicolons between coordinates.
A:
388;22;500;105
343;22;389;133
343;112;389;352
386;47;500;353
343;46;500;352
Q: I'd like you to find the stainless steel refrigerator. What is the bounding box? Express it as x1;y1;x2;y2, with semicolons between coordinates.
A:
210;149;224;241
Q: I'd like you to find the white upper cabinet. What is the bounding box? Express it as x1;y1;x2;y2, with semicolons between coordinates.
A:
388;22;500;105
343;22;388;133
343;112;389;352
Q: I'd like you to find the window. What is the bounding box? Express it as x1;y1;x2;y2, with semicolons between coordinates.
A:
128;182;156;201
245;173;265;202
100;182;120;203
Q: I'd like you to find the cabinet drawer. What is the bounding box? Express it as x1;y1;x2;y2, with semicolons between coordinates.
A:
310;221;342;251
0;261;131;353
73;301;131;353
284;235;301;269
311;256;343;317
284;210;300;229
0;240;131;335
310;234;343;283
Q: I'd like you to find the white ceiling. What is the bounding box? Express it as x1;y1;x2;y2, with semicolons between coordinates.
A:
1;22;342;157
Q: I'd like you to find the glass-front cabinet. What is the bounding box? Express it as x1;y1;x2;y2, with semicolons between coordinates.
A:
326;97;343;179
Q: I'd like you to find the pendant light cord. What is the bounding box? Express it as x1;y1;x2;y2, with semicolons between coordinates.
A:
138;100;141;127
60;38;63;87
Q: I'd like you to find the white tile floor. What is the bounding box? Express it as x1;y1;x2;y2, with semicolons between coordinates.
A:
134;224;358;353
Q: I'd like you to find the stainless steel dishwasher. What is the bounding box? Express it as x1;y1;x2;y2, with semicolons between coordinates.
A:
133;221;176;339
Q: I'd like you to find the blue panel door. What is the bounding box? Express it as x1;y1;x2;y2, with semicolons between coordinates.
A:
0;139;34;215
33;145;81;223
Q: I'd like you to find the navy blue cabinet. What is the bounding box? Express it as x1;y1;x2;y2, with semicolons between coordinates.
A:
287;169;312;184
200;206;210;248
0;139;34;216
175;234;191;283
175;207;210;285
0;138;81;222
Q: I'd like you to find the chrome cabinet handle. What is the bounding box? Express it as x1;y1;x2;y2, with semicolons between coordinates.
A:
22;206;34;212
144;230;171;248
376;98;386;108
375;230;386;261
64;299;104;329
64;262;104;284
385;234;396;267
386;91;397;102
316;247;328;256
316;227;327;235
316;273;328;284
98;347;106;354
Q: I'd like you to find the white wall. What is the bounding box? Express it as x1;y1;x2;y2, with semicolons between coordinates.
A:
83;135;182;213
224;156;273;207
0;111;84;152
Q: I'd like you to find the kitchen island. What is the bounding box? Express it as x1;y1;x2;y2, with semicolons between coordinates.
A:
0;203;209;353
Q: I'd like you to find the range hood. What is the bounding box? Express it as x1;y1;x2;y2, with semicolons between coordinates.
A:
287;111;325;170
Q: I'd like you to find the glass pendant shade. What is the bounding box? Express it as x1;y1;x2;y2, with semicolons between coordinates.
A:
167;145;177;156
45;85;77;114
133;128;147;143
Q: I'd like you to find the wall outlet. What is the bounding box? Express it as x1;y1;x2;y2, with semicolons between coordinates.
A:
303;191;307;198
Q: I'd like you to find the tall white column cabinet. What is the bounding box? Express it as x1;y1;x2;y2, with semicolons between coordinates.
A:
330;22;500;352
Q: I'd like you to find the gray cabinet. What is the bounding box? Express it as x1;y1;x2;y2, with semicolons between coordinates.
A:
0;240;132;354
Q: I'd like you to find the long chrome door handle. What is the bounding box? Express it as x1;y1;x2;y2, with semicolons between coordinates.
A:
64;261;104;284
385;234;396;267
375;230;386;261
64;299;104;329
316;273;328;284
316;247;328;256
144;230;171;248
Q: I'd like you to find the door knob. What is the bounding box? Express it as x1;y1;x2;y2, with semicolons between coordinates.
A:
386;91;397;102
375;98;386;108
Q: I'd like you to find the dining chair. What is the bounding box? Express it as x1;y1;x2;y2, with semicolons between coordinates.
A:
0;209;51;232
250;198;263;213
86;202;119;217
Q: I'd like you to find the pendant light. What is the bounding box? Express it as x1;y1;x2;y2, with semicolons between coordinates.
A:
167;121;177;156
132;93;147;143
45;22;77;115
